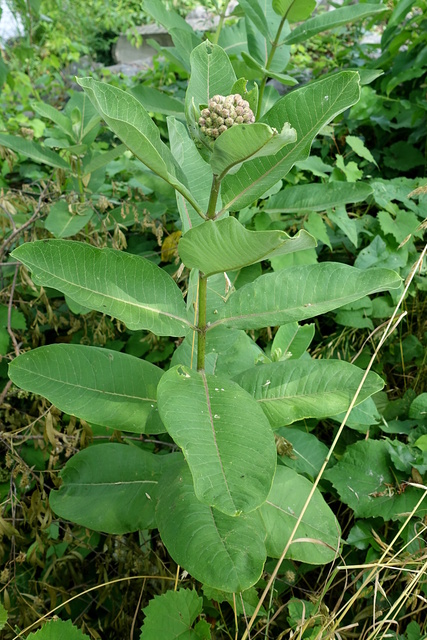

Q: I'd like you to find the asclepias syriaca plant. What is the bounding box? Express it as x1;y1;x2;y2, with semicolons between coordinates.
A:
8;41;401;595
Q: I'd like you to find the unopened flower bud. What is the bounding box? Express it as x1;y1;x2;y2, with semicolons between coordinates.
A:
198;93;255;140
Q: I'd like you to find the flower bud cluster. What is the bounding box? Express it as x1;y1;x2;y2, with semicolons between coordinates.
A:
198;94;255;140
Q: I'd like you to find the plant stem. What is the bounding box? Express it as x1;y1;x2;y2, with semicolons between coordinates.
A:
196;174;221;371
206;174;221;220
197;274;208;371
256;15;287;120
211;8;227;45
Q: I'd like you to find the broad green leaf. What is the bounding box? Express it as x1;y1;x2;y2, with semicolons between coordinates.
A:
44;201;93;238
157;365;276;516
237;0;270;39
50;444;161;533
140;589;209;640
33;101;74;138
213;262;401;330
169;28;202;67
260;466;340;564
0;133;69;170
211;122;297;179
77;77;203;217
9;344;163;433
272;0;316;22
264;182;373;213
220;71;361;211
131;86;185;119
179;217;316;276
282;4;389;45
185;41;237;138
171;325;264;378
324;440;427;520
27;620;90;639
167;117;214;232
12;240;190;336
234;359;384;428
156;459;267;592
270;322;315;360
82;143;127;174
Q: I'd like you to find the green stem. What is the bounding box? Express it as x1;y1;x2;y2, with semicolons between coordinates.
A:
76;158;85;203
211;9;226;45
196;174;221;371
206;175;221;219
256;14;288;120
197;274;207;371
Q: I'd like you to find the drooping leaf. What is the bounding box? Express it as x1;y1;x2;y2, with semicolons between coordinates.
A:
211;122;297;179
11;240;190;336
156;459;267;592
324;440;427;520
282;4;389;45
237;0;270;39
157;365;276;516
33;101;74;138
131;86;185;119
9;344;163;433
213;262;401;330
50;444;162;533
178;217;316;276
272;0;316;22
220;71;361;211
140;589;209;640
77;77;203;217
260;466;340;563
264;181;373;213
243;2;291;73
0;133;69;170
82;143;127;174
234;359;384;428
44;201;93;238
27;619;90;639
167;117;214;232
